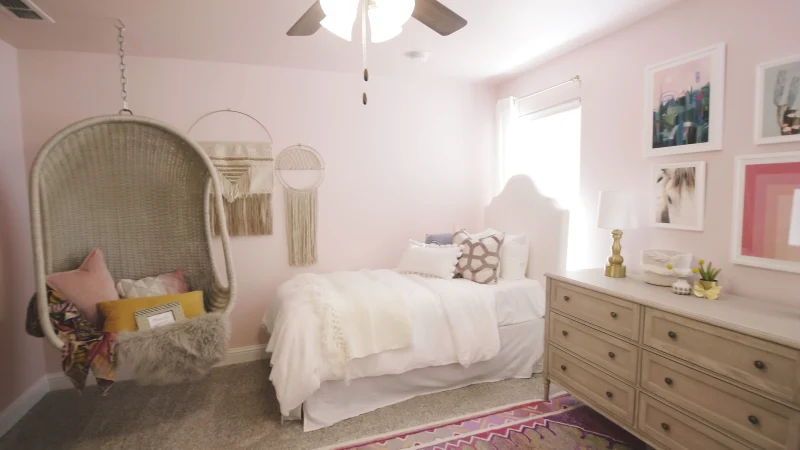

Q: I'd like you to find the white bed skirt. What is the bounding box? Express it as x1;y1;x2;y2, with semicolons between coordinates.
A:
299;318;544;431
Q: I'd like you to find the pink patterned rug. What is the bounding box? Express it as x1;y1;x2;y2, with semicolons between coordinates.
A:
327;394;646;450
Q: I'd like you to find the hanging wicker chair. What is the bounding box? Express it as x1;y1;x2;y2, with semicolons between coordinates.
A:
30;115;236;376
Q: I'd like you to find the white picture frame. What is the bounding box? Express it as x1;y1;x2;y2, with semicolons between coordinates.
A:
644;43;726;157
134;302;185;331
731;151;800;274
754;55;800;145
651;161;706;231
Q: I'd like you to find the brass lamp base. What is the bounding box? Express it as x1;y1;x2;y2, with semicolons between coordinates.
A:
605;229;627;278
605;264;626;278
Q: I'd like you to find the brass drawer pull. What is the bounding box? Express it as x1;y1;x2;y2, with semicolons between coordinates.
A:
562;330;569;336
661;423;670;432
754;360;766;370
748;415;759;425
560;365;567;371
605;391;613;399
610;311;618;318
664;377;673;386
668;331;677;339
563;295;570;301
608;351;615;359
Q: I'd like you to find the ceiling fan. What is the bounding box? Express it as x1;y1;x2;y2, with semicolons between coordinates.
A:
287;0;467;105
287;0;468;40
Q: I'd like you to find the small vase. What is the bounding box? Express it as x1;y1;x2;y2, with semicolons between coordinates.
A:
672;278;692;295
693;280;722;300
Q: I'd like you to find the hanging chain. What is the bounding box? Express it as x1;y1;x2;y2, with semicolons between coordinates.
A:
361;0;368;105
115;20;132;114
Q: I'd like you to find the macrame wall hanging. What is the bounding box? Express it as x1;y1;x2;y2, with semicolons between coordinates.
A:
276;144;325;266
188;110;274;236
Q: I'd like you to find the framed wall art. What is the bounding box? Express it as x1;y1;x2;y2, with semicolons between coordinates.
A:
732;151;800;273
644;43;726;157
134;302;185;331
652;161;706;231
755;55;800;145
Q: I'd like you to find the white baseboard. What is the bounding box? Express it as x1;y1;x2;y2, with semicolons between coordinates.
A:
47;344;269;391
0;376;50;438
216;344;269;367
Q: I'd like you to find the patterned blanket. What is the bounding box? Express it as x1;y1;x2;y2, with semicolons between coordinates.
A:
26;288;117;393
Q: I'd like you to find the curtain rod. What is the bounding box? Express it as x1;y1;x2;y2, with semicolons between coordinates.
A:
513;75;581;103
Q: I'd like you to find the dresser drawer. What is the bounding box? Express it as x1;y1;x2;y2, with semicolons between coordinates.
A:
638;393;753;450
548;345;635;425
552;283;640;339
641;351;800;450
549;313;638;383
644;308;800;402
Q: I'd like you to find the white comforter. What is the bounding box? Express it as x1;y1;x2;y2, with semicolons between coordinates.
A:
264;270;500;416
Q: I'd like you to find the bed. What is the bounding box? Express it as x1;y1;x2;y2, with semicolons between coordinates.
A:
262;174;569;431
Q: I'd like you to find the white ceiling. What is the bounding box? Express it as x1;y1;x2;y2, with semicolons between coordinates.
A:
0;0;681;82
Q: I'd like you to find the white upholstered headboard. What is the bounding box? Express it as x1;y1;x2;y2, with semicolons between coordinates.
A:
484;175;569;286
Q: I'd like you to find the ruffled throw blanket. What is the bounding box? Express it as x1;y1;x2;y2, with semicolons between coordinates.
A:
26;288;117;393
274;270;414;378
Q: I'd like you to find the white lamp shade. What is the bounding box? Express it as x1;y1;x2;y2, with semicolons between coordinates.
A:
320;0;359;41
790;189;800;246
597;191;640;230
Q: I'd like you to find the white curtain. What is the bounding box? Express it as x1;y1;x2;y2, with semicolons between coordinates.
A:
494;97;518;195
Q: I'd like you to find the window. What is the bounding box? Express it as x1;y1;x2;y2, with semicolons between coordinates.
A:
503;100;588;269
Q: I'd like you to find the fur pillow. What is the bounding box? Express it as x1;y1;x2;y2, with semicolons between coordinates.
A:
117;313;228;385
453;229;505;284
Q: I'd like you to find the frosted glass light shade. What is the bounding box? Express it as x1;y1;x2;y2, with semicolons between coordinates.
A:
790;190;800;246
597;191;639;230
369;0;414;43
320;0;359;41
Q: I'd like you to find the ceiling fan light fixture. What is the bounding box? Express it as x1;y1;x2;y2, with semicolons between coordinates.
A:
369;22;402;43
320;0;359;40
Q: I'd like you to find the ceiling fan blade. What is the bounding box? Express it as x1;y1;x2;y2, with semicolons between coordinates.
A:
287;1;325;36
412;0;467;36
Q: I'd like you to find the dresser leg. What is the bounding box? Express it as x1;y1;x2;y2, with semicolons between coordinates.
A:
543;377;551;402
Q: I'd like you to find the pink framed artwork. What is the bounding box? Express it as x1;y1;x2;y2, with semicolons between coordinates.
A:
732;151;800;273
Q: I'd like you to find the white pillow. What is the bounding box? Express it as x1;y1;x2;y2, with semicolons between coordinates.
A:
500;233;530;280
397;241;462;279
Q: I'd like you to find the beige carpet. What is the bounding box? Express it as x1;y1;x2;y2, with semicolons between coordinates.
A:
1;361;558;450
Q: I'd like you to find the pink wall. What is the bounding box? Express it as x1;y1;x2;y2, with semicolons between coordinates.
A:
16;50;494;371
497;0;798;304
0;40;46;412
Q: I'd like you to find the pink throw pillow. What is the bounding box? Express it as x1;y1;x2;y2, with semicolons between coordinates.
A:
46;249;119;326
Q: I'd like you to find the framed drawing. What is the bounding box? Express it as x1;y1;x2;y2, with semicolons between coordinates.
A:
135;302;185;331
652;161;706;231
732;152;800;273
755;55;800;145
644;43;726;157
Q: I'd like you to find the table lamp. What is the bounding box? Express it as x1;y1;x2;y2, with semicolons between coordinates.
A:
790;189;800;247
597;191;639;278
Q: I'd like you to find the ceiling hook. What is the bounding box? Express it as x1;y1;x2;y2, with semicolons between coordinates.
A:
115;19;126;31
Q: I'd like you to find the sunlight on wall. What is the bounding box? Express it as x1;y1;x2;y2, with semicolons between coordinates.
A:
504;103;589;270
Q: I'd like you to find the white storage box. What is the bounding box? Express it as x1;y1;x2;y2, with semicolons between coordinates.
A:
641;249;693;286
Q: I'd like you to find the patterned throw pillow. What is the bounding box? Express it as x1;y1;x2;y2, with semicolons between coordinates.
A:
115;269;188;299
453;230;505;284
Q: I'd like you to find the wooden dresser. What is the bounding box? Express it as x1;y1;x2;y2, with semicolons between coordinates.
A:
544;270;800;450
